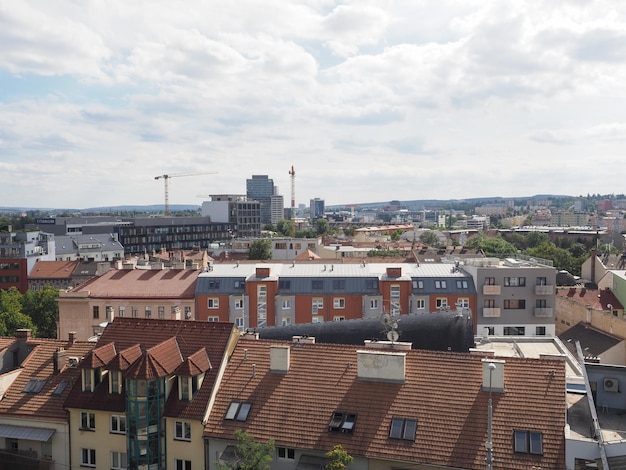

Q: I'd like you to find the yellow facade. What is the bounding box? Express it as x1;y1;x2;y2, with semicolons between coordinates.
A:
69;408;126;470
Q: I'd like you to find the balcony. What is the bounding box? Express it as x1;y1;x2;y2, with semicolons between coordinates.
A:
483;285;501;295
0;448;53;470
535;307;553;318
482;307;501;318
535;285;554;295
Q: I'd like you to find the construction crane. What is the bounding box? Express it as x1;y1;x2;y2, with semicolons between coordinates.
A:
154;172;217;216
289;165;296;238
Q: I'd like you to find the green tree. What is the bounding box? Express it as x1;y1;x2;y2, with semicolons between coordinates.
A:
325;445;353;470
343;226;356;237
419;230;441;247
465;233;517;257
526;231;549;249
0;287;35;336
275;219;292;237
390;229;403;241
316;218;330;235
22;285;60;338
249;239;272;260
216;430;275;470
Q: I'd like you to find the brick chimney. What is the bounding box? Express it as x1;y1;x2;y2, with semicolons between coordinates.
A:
68;331;77;345
15;329;31;341
53;347;67;374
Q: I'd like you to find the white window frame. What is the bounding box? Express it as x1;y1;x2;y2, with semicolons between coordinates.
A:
110;414;126;434
207;317;219;322
80;411;95;430
174;421;192;441
312;298;323;314
81;448;96;467
235;317;244;329
333;316;345;322
234;298;244;310
282;298;291;309
111;451;127;470
415;298;425;310
457;298;470;308
175;459;192;470
207;298;219;309
370;299;379;309
436;298;448;309
333;298;345;309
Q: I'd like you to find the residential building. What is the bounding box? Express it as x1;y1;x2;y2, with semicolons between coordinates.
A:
200;195;261;238
461;256;557;337
64;318;238;470
204;337;566;469
58;267;200;341
0;329;94;470
54;233;124;262
195;262;478;330
0;230;56;293
28;260;79;291
246;175;276;225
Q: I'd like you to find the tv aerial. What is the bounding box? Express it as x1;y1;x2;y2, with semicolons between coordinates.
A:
380;313;400;343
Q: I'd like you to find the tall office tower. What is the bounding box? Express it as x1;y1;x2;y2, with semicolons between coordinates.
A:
270;195;285;224
310;198;325;222
247;175;276;225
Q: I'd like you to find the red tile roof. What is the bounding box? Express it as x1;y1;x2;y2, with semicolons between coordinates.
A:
71;268;199;299
557;287;624;310
64;318;237;421
175;348;211;377
29;260;79;279
0;337;95;421
205;340;566;470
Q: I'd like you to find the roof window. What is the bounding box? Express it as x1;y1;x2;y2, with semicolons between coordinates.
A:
225;402;251;421
328;411;357;433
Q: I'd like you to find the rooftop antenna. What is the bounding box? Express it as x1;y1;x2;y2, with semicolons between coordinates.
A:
289;165;296;238
380;313;400;343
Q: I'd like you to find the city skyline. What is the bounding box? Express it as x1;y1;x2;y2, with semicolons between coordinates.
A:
1;1;626;209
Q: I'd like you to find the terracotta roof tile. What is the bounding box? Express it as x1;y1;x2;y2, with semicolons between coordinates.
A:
205;340;566;470
29;260;79;279
108;344;142;371
175;348;211;377
124;337;183;380
80;342;116;369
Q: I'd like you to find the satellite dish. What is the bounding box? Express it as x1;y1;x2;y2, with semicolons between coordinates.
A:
387;330;399;342
380;313;391;326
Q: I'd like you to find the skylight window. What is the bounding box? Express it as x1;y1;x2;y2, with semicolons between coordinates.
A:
328;411;357;433
389;418;418;441
22;379;47;394
53;381;68;395
225;402;252;421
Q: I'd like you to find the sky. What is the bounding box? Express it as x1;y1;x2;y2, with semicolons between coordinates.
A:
1;0;626;210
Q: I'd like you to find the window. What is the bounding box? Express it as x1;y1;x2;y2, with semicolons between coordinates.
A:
504;326;526;336
457;297;470;308
484;299;495;308
504;299;526;309
234;280;245;289
208;280;220;289
92;306;99;319
436;298;448;309
328;411;356;433
370;299;379;309
110;415;126;434
282;317;292;326
207;316;219;322
132;307;138;318
81;448;96;467
504;277;526;287
111;451;127;470
235;317;244;329
110;371;122;394
435;280;447;289
485;326;495;335
176;459;192;470
312;316;323;324
145;306;152;318
277;447;295;460
312;298;323;314
456;280;469;289
333;316;345;322
415;298;425;310
82;369;93;392
207;298;219;309
413;280;424;289
312;280;323;290
536;326;546;336
22;379;46;393
282;298;291;309
81;412;95;430
484;277;496;285
536;277;547;286
158;306;165;319
53;381;68;395
536;299;547;308
175;421;192;441
390;285;400;298
366;279;377;289
235;298;244;309
118;306;125;317
179;375;202;401
333;280;346;290
279;280;291;289
514;430;543;455
333;298;345;309
389;418;418;441
225;402;251;421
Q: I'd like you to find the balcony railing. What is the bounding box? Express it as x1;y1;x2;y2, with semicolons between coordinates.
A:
482;307;501;318
535;307;553;318
535;285;554;295
483;285;501;295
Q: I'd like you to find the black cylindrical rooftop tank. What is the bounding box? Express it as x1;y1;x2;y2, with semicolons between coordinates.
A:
256;312;474;352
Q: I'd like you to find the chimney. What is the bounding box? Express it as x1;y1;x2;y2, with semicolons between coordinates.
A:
482;358;505;392
357;350;406;383
15;329;31;341
270;345;290;373
68;331;77;345
53;347;67;374
292;335;315;345
591;247;597;283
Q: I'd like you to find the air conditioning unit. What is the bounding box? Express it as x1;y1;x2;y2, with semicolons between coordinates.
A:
68;357;80;368
604;377;619;392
